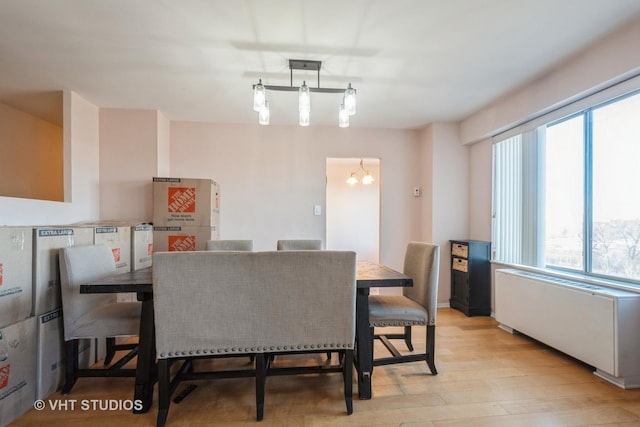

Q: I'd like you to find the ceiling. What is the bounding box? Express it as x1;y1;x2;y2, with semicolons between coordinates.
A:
1;0;639;129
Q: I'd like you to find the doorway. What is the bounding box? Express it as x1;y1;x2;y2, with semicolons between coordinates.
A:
326;157;380;262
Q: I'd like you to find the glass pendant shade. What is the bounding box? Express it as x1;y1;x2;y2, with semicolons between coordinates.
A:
344;83;356;116
253;79;266;112
299;109;310;126
338;103;349;128
361;173;374;185
258;100;270;125
346;174;359;185
298;81;310;113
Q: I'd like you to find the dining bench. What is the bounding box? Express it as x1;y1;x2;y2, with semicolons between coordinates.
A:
152;249;357;425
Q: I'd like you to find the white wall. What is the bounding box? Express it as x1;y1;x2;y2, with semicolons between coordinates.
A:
419;123;470;303
98;108;170;221
0;91;100;226
169;123;421;270
326;158;380;262
460;15;640;145
468;138;492;242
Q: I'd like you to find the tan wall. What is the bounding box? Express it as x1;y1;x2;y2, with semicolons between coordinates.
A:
0;103;63;201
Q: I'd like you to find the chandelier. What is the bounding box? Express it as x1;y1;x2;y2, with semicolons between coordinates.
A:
252;59;356;127
346;159;374;185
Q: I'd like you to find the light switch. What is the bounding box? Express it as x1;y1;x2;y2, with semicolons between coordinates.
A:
413;187;421;197
314;205;322;216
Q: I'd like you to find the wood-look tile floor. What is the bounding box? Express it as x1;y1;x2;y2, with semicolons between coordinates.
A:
11;308;640;426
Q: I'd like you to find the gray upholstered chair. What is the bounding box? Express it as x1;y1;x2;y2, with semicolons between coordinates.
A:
206;239;253;251
152;250;356;425
58;244;141;394
276;239;322;250
368;241;440;374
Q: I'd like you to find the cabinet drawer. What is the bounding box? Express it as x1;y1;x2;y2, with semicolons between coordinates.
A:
452;243;468;258
452;257;468;272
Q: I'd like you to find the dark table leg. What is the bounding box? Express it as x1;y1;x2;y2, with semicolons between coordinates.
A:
355;288;372;399
133;293;156;413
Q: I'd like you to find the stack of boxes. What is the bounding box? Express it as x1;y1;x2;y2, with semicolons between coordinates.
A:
0;221;154;425
152;177;220;251
32;227;95;402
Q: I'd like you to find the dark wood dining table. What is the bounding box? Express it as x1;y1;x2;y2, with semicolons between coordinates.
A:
79;259;412;411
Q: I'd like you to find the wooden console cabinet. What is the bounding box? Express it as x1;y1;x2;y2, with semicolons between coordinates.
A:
449;240;491;316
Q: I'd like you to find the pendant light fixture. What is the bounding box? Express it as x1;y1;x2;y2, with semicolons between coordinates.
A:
299;81;310;126
252;59;357;127
338;103;349;128
346;159;374;185
258;100;270;125
253;79;266;112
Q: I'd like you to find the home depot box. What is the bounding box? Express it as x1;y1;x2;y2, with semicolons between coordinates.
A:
153;225;218;252
32;227;94;316
0;316;37;427
35;308;95;400
153;177;220;226
93;225;131;274
132;223;153;270
0;227;32;329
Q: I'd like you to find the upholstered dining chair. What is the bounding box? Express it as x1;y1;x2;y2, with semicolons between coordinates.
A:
206;239;253;251
152;250;356;425
58;244;141;394
368;241;440;374
276;239;322;250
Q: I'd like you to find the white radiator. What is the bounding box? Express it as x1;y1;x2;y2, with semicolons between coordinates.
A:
495;268;640;388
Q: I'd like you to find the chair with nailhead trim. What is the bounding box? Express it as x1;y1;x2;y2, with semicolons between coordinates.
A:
152;250;357;426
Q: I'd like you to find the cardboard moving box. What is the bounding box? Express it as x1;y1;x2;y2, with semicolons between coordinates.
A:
132;223;153;270
0;227;33;329
35;308;95;400
0;316;37;427
153;177;220;227
153;225;218;252
32;227;94;316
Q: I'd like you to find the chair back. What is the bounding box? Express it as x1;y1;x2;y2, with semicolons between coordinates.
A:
152;250;356;359
59;244;117;340
207;240;253;251
276;239;322;250
402;242;440;326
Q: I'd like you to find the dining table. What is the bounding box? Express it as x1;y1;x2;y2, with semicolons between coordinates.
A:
79;259;412;412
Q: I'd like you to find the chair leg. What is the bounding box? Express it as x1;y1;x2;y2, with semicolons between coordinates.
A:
255;354;266;421
426;325;437;375
404;326;414;351
104;337;116;365
61;340;79;395
156;359;170;427
343;349;354;415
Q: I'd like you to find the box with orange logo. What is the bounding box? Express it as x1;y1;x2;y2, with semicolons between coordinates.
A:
0;316;36;426
132;223;153;270
0;227;32;329
92;225;131;274
152;177;220;227
152;225;219;252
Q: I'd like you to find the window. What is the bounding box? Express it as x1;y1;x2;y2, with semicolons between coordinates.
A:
493;90;640;284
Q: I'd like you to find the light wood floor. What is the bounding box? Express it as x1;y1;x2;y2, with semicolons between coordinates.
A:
11;308;640;426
